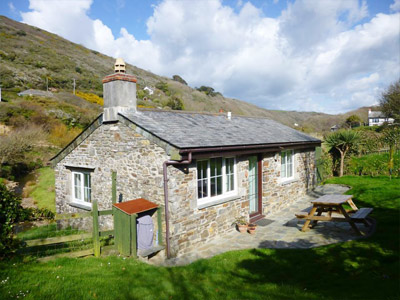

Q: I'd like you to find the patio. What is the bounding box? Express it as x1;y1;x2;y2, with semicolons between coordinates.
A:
150;184;375;266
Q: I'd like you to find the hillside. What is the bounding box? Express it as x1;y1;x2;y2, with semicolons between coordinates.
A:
0;15;368;132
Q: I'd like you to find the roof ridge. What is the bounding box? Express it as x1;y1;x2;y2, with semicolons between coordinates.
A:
137;107;277;120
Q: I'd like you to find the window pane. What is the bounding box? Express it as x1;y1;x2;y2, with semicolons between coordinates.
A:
74;173;82;200
226;174;231;192
287;151;293;178
216;158;222;175
84;173;91;203
210;158;216;177
211;177;216;196
197;161;208;199
281;152;286;178
216;176;222;195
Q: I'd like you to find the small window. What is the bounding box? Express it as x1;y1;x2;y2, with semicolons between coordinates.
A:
281;150;294;180
72;171;92;206
197;157;237;205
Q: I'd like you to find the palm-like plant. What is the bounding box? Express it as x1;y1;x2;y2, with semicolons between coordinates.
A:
324;130;361;177
382;126;400;179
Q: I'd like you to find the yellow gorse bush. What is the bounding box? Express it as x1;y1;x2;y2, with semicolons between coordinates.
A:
76;91;104;106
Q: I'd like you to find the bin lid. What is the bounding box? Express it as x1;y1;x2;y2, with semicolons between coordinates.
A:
113;198;158;215
137;215;153;225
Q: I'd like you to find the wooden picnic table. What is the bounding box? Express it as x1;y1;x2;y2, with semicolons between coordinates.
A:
296;194;373;235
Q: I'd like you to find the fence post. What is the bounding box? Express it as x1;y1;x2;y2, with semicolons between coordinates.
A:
157;207;163;246
92;200;100;257
130;213;137;258
112;171;117;204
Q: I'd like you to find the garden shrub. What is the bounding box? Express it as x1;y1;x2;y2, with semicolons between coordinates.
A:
49;123;81;148
76;91;104;106
0;183;25;255
166;96;184;110
345;152;400;176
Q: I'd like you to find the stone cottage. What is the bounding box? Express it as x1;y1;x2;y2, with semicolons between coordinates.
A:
51;61;321;258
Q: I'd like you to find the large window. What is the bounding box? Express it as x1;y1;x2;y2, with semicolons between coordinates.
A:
72;171;92;207
281;150;294;179
197;157;236;205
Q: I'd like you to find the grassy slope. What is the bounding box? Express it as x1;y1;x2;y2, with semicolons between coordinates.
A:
0;15;368;133
0;176;398;299
27;167;55;212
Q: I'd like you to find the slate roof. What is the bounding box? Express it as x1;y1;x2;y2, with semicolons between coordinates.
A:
368;111;387;118
121;110;320;149
17;89;53;97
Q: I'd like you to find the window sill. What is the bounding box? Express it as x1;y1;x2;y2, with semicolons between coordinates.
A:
69;201;92;211
279;178;299;186
198;195;241;210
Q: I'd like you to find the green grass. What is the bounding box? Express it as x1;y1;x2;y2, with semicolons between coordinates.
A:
16;223;86;241
0;176;399;299
28;167;55;212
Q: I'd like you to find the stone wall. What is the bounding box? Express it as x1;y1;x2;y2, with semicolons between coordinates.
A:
167;149;316;257
166;157;250;257
54;122;169;231
55;119;316;258
261;149;316;216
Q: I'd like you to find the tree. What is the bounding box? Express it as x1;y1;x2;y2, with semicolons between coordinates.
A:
380;80;400;123
0;125;45;165
166;96;184;110
381;126;400;179
172;75;187;85
345;115;362;128
324;130;361;177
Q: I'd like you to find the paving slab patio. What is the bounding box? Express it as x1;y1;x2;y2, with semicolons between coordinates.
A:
150;184;374;266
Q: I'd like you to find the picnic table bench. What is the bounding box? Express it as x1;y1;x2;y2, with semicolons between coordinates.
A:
295;194;373;235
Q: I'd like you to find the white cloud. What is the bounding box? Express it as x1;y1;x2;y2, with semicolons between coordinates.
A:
8;2;17;13
391;0;400;11
19;0;400;114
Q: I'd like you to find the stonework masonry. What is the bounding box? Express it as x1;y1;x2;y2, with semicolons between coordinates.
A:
55;122;169;231
55;119;317;258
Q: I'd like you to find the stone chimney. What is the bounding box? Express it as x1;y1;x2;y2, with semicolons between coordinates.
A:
368;108;372;115
102;58;137;122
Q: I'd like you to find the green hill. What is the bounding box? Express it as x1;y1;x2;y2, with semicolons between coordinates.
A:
0;15;368;134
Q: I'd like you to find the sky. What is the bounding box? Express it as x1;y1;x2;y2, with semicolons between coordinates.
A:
1;0;400;114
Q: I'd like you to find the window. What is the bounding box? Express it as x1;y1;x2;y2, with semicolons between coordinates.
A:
281;150;294;180
72;171;92;206
197;157;237;205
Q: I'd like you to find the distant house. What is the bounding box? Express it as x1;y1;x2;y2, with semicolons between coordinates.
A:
51;62;321;259
330;125;339;132
368;109;394;126
18;89;53;97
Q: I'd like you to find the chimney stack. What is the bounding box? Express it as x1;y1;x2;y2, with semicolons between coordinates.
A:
368;108;372;115
102;58;137;122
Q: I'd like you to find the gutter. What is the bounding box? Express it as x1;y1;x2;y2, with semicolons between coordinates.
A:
179;141;321;156
163;152;192;259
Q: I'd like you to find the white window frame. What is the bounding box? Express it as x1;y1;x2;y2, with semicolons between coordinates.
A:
280;150;295;181
196;157;237;206
71;171;92;208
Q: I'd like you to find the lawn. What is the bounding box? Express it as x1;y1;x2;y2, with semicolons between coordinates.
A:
26;167;56;212
0;176;398;300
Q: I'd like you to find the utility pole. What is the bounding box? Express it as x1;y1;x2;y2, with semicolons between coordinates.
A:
73;78;76;95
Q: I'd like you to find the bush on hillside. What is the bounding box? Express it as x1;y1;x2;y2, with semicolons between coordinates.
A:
165;96;184;110
345;152;400;177
0;183;24;255
172;75;187;85
76;91;104;106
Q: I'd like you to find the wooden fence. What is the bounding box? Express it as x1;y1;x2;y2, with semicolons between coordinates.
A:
19;173;164;261
20;202;114;261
